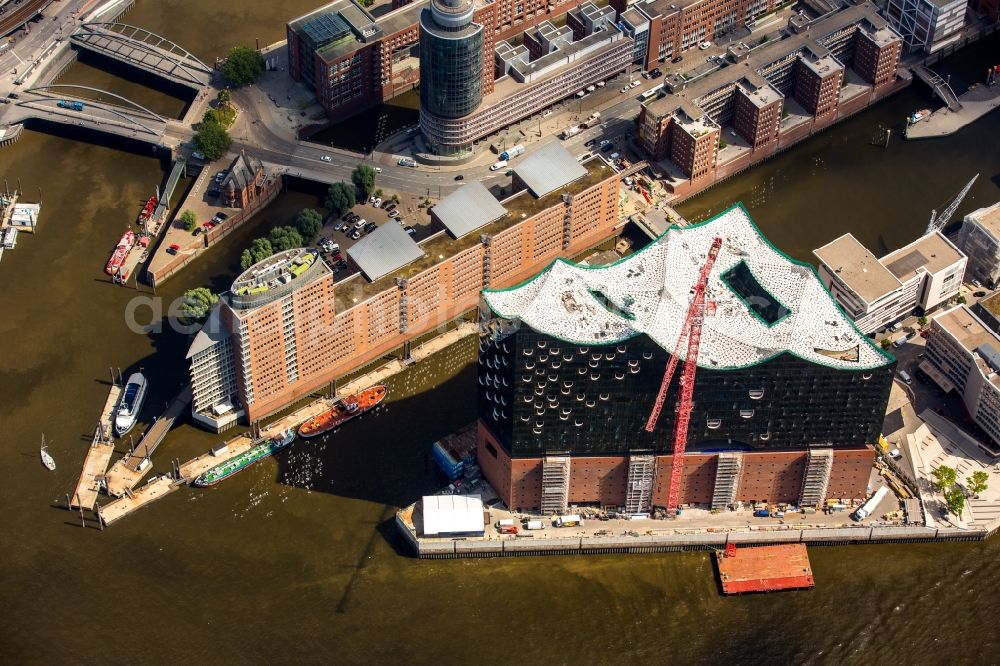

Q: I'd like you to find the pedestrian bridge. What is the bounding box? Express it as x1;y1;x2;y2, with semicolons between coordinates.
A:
70;22;213;90
2;84;168;142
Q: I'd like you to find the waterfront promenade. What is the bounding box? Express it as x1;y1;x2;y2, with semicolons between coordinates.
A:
906;83;1000;139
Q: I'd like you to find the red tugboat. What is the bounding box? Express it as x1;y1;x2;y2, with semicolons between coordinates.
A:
298;385;387;438
105;228;135;275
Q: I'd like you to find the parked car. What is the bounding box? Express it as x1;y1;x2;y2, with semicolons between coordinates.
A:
214;171;227;183
382;200;395;210
389;210;400;219
213;212;229;222
192;227;203;236
671;55;683;63
166;243;181;255
454;174;464;181
600;143;615;153
699;41;712;50
192;151;206;160
585;139;598;148
369;194;377;204
364;222;377;233
203;221;215;230
650;68;662;77
373;197;382;208
620;85;630;93
630;80;641;89
350;229;362;240
207;188;220;197
404;226;416;236
334;220;347;232
375;167;383;174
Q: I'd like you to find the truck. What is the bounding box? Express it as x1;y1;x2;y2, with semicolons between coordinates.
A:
490;160;508;171
753;508;770;518
588;111;601;122
499;144;524;161
494;518;515;528
57;100;85;111
560;125;582;140
524;520;544;530
555;514;583;528
853;486;890;521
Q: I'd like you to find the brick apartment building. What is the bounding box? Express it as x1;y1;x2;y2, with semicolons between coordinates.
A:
638;3;901;191
188;148;622;429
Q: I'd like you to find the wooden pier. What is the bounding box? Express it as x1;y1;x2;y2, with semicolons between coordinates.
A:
70;435;116;510
99;476;179;526
105;384;192;496
98;384;123;440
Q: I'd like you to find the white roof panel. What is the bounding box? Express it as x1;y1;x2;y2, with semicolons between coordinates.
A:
348;222;425;282
432;181;508;238
513;142;587;197
422;494;485;536
484;205;892;370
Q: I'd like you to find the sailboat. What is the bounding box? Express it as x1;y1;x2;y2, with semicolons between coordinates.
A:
40;435;55;471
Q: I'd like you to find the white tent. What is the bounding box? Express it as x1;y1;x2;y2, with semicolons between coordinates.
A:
421;494;485;537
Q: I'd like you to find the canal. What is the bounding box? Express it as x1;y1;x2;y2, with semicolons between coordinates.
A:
1;4;999;662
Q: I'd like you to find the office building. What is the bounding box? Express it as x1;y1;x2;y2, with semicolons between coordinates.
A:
921;305;1000;454
476;204;894;512
885;0;967;53
814;231;966;334
189;153;622;427
957;201;1000;290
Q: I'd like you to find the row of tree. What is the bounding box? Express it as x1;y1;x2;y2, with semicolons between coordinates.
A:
931;465;989;516
239;208;324;270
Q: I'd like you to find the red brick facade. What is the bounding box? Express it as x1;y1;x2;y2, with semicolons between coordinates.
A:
478;421;876;511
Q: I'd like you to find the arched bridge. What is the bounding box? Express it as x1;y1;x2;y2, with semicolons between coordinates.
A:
70;23;213;90
3;84;169;142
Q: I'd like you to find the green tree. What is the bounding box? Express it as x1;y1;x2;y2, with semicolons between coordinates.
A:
967;470;990;498
217;88;232;108
917;315;928;327
196;122;232;160
374;187;384;198
352;163;376;198
390;193;400;204
718;137;728;149
759;35;769;45
222;45;264;87
240;237;273;269
325;182;356;217
180;209;198;232
179;287;219;325
957;294;967;304
268;225;303;252
932;465;957;493
944;486;965;516
296;208;323;241
880;338;892;350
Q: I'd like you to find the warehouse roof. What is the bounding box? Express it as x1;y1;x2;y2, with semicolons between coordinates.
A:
432;181;508;238
484;205;893;370
513;142;587;198
421;494;485;536
348;222;425;282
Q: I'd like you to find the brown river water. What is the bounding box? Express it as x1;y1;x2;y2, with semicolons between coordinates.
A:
0;3;998;662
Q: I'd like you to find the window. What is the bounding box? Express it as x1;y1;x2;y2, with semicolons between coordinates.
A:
721;261;792;326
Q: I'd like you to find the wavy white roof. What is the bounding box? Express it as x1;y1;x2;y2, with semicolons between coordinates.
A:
484;205;891;370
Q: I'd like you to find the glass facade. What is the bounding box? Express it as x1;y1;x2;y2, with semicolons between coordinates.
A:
478;320;895;457
419;9;483;119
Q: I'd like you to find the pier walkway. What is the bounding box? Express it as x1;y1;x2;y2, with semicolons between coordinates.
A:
70;432;115;510
70;22;213;90
906;83;1000;139
100;476;179;526
98;384;123;439
152;157;186;222
105;384;191;496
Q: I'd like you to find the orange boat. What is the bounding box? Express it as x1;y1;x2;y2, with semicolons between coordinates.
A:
298;385;387;438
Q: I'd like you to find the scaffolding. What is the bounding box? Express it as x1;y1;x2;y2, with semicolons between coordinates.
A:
712;452;743;509
625;454;656;513
541;455;571;515
799;448;834;508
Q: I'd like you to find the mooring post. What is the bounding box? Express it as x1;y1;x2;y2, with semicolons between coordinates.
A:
884;128;891;148
66;493;71;511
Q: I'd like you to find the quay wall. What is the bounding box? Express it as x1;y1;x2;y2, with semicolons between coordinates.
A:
401;521;998;559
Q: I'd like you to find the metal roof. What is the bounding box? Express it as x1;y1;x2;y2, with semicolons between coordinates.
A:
348;222;425;282
432;181;508;238
186;304;228;359
512;142;587;198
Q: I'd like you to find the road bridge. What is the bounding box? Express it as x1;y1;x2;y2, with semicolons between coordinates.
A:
70;22;212;90
2;83;168;140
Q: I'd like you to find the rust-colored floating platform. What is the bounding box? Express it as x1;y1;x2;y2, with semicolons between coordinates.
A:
716;544;815;595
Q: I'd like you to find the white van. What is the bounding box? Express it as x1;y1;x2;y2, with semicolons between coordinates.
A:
893;335;909;349
490;160;508;171
898;370;912;384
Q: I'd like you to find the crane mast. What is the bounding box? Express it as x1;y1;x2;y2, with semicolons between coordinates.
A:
645;237;723;515
926;173;978;234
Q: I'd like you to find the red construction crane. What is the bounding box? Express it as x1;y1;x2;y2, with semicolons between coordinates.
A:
644;236;723;515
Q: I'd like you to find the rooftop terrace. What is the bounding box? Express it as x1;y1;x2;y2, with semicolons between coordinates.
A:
231;248;328;310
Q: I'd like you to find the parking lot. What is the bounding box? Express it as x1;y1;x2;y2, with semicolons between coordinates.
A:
311;190;438;280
